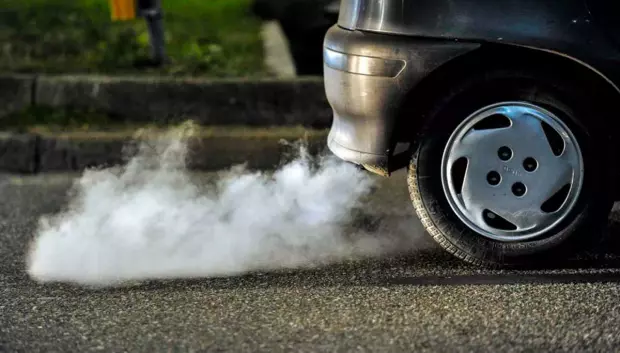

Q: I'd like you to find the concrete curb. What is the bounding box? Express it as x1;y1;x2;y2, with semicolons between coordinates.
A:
261;21;297;78
0;130;329;174
0;74;331;127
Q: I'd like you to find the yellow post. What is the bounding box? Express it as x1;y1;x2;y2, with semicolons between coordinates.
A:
109;0;136;21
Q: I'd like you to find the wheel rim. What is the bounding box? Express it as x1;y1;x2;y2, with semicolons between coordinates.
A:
440;101;584;242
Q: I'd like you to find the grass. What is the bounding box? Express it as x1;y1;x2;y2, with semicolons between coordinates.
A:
0;0;266;77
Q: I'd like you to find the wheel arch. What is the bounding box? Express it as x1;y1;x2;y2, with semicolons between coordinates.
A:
390;42;620;199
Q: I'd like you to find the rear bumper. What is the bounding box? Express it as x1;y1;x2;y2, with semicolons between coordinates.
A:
323;25;480;174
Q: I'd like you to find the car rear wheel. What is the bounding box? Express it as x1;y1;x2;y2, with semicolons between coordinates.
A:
407;69;614;267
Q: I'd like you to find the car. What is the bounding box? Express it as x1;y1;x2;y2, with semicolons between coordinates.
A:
323;0;620;267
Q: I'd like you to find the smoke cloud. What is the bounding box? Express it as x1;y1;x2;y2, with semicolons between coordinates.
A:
26;122;415;287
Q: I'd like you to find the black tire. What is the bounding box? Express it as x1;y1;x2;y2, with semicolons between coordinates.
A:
407;69;615;268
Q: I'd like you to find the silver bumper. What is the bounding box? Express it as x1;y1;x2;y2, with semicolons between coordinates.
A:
323;25;480;174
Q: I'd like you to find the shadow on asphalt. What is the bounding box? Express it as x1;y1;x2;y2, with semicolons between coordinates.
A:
389;272;620;286
26;249;620;293
20;220;620;293
85;252;620;293
109;220;620;291
387;220;620;287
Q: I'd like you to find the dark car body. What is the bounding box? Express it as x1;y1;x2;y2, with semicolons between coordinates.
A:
324;0;620;179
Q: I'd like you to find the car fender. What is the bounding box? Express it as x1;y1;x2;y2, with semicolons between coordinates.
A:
339;0;620;69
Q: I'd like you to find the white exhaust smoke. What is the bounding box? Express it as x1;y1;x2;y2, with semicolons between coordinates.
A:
26;122;413;287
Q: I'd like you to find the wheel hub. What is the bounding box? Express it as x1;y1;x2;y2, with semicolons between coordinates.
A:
440;102;584;242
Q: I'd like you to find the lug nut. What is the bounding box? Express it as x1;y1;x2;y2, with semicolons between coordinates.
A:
487;171;501;186
523;157;538;172
498;146;512;161
512;182;526;197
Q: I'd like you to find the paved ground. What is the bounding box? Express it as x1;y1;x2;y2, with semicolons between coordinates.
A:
2;171;620;352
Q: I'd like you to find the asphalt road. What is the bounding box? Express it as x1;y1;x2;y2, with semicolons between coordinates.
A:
2;171;620;352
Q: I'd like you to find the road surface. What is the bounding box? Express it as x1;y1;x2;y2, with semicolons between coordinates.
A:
2;171;620;352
